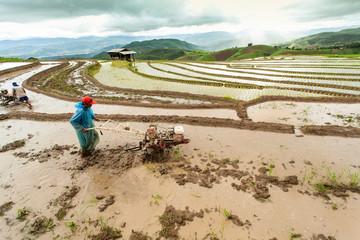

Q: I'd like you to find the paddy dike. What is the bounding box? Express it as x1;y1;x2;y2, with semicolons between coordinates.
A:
1;109;360;138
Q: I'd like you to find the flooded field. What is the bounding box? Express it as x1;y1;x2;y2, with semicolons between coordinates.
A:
0;56;360;239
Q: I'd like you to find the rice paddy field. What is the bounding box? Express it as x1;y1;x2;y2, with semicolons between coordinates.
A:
94;56;360;101
1;56;360;240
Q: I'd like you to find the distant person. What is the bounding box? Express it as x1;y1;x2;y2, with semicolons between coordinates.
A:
12;82;32;109
70;96;100;157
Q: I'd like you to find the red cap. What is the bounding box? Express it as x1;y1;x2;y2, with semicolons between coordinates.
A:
82;96;97;105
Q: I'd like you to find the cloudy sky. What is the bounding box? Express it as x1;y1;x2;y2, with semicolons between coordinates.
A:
0;0;360;40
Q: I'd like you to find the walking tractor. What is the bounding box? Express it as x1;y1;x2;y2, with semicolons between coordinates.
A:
0;89;18;106
87;120;190;153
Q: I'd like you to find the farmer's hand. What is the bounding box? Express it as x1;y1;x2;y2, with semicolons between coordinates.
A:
82;128;87;132
94;118;100;121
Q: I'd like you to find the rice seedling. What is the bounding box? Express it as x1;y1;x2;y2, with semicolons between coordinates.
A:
332;203;338;210
268;164;275;178
94;221;122;239
16;207;30;221
313;183;328;192
152;194;163;205
222;208;232;219
191;194;201;198
29;216;54;236
345;169;360;187
322;165;343;185
145;164;156;173
289;232;302;239
280;144;288;149
222;158;230;164
66;220;77;234
173;146;180;160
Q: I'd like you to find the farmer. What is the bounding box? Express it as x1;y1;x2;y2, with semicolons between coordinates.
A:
12;82;32;109
70;96;100;157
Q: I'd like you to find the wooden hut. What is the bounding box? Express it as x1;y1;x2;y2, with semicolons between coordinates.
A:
107;48;136;61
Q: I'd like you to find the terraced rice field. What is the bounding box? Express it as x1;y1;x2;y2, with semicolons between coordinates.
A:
94;57;360;101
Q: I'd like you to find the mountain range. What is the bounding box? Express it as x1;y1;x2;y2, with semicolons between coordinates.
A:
0;26;359;60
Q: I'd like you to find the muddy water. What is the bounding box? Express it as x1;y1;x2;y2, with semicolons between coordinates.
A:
1;120;360;239
247;101;360;127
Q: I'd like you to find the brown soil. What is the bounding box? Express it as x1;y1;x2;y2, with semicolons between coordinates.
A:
158;205;205;239
98;195;115;212
0;201;14;216
90;225;122;240
0;139;25;152
170;155;299;200
313;234;337;240
214;49;238;61
48;186;80;220
14;144;74;163
129;230;152;240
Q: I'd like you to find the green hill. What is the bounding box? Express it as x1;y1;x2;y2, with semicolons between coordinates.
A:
92;51;111;60
124;38;199;52
284;27;360;49
197;45;278;61
136;49;186;60
92;38;201;60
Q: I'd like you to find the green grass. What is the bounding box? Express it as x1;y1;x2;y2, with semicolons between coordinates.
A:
87;61;102;76
0;56;26;62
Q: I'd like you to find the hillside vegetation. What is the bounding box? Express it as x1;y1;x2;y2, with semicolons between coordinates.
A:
90;32;360;61
124;38;199;52
284;27;360;49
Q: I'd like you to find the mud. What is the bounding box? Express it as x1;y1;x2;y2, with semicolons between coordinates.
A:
0;201;14;216
28;216;55;237
48;186;80;220
313;234;337;240
14;144;74;163
90;225;122;240
72;146;144;175
98;195;115;212
158;205;205;239
300;125;360;138
169;156;299;200
1;57;360;239
0;139;25;152
129;230;152;240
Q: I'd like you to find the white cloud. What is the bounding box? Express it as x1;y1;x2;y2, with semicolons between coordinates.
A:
0;0;359;40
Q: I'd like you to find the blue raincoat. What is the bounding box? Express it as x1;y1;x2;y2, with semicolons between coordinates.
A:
70;102;99;151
